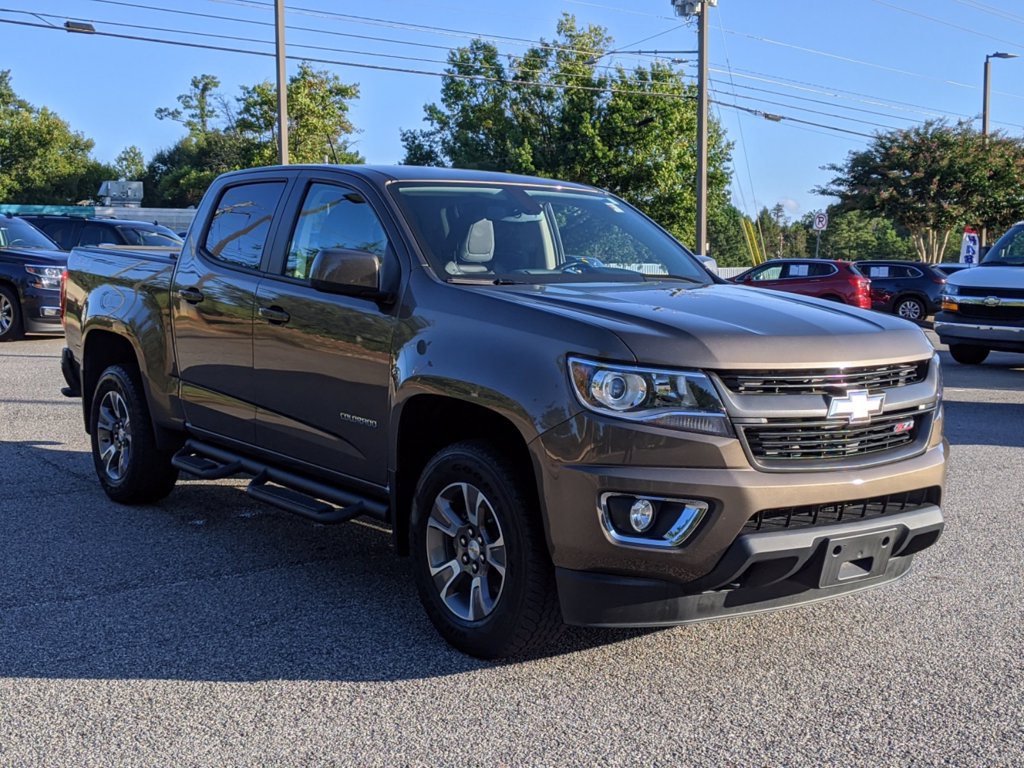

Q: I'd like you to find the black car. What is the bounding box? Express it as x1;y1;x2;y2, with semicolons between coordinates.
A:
20;214;183;250
0;216;67;341
857;260;947;320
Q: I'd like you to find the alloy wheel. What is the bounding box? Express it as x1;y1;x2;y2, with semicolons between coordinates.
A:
95;390;133;482
425;481;507;622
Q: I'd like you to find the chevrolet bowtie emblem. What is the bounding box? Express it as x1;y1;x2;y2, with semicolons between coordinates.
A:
827;389;885;424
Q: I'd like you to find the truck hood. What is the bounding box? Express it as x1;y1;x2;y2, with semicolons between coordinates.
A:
948;264;1024;290
492;282;934;368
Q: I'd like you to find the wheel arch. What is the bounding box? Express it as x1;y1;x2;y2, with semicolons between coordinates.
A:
81;329;182;450
390;394;540;557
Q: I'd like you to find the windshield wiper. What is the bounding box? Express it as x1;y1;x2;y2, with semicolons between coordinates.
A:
446;276;523;285
642;274;706;284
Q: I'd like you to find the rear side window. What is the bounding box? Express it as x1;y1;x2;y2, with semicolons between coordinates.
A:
203;182;286;269
80;223;117;246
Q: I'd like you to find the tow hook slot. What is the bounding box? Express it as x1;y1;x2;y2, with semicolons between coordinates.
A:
818;527;897;587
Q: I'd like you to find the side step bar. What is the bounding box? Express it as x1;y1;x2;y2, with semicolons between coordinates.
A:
171;439;387;524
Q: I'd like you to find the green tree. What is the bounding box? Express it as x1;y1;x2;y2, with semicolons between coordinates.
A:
816;120;1024;263
236;62;362;165
400;14;734;251
113;145;146;180
803;209;915;261
0;70;109;203
155;74;222;136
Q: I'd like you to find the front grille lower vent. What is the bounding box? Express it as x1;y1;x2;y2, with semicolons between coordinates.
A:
744;487;940;533
742;409;923;462
718;361;928;395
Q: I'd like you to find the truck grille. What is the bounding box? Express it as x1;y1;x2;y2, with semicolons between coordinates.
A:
743;487;940;532
958;286;1024;299
742;409;922;462
718;361;927;395
953;305;1024;323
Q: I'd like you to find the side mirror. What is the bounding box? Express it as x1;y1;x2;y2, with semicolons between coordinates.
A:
309;248;390;301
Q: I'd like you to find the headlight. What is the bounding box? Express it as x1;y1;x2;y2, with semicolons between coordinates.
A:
25;265;63;290
942;285;959;296
568;357;733;436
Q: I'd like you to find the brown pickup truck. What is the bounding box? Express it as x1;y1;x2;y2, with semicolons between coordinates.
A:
61;165;947;658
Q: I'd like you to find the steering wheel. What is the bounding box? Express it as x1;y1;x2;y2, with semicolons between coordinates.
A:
559;256;605;274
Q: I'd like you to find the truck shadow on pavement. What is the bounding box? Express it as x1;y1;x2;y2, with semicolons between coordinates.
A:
942;400;1024;449
0;441;649;683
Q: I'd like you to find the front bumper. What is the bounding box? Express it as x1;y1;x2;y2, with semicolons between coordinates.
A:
934;316;1024;353
21;287;63;335
557;504;942;627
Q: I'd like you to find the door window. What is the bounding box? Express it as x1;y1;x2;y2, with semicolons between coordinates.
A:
203;182;286;269
284;183;389;280
749;265;783;281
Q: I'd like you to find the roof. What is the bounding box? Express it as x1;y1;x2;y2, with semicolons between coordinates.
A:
226;163;601;192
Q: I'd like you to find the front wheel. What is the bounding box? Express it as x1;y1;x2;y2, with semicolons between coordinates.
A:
949;344;989;365
0;285;24;342
410;441;562;658
89;364;179;504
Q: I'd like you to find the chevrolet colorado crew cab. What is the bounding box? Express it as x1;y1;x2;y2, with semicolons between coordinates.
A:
61;165;947;658
936;222;1024;364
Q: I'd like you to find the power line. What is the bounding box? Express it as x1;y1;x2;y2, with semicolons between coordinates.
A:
955;0;1024;26
707;87;902;131
871;0;1024;50
78;0;1024;115
0;15;883;141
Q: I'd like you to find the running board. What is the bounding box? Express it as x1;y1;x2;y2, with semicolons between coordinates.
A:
172;449;243;479
247;473;365;525
170;439;388;523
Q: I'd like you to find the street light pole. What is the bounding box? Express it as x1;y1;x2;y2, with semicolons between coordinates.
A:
980;51;1017;246
672;0;716;257
275;0;289;165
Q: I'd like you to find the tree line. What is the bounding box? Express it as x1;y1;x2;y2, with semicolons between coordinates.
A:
2;14;1022;266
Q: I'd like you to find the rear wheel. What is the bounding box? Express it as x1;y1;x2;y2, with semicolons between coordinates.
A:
90;364;179;504
0;286;24;342
949;344;989;365
410;441;562;658
894;296;926;321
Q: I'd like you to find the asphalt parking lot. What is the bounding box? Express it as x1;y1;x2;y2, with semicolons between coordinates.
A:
1;334;1022;767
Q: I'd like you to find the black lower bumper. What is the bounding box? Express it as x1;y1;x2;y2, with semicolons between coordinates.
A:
557;505;943;627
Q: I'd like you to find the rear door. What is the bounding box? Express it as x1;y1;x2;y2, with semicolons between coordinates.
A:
252;176;402;485
171;173;292;445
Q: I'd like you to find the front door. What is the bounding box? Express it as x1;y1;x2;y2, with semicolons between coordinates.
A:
252;179;399;485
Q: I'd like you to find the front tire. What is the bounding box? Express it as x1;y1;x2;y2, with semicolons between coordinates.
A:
410;441;562;659
949;344;989;365
0;285;24;342
89;364;179;504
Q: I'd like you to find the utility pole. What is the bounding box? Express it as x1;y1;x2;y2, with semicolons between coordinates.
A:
672;1;716;257
980;51;1017;247
275;0;289;165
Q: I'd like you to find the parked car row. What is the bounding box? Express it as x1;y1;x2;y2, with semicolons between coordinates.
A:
729;258;949;321
21;214;183;250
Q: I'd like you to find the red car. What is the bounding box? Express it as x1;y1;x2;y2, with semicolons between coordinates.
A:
730;259;872;309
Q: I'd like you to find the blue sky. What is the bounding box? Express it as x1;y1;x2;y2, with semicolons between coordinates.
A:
4;1;1024;220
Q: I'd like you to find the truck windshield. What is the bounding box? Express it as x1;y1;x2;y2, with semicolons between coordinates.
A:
390;182;711;285
0;217;58;250
981;223;1024;266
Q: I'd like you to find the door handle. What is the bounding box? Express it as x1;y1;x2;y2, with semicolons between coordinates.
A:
258;306;291;325
177;287;204;304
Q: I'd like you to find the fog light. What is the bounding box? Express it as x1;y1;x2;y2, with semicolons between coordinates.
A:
629;499;656;532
